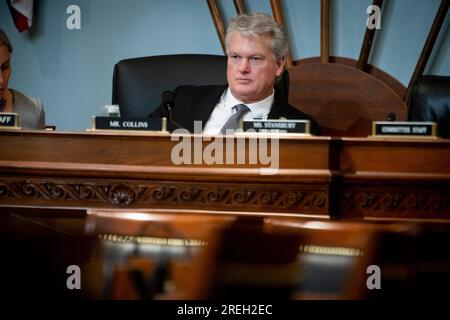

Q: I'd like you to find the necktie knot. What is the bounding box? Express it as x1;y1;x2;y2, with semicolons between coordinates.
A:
220;104;250;134
234;104;250;114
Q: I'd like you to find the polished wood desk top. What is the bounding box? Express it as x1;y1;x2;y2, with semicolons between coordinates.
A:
1;130;449;220
0;130;331;180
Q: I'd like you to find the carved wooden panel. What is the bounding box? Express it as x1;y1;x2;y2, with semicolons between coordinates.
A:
336;137;450;220
341;189;450;220
0;178;329;215
1;131;450;221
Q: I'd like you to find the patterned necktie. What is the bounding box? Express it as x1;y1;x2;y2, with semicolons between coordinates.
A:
220;104;250;134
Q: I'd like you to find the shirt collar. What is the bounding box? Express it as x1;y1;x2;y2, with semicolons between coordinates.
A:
225;88;274;119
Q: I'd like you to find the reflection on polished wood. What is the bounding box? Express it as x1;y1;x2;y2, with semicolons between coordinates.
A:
83;210;441;300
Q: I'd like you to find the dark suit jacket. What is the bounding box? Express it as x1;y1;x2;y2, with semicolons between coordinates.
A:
151;85;321;135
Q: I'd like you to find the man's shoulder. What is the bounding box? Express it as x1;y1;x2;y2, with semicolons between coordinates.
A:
271;99;322;135
283;103;311;119
270;96;309;120
173;85;227;108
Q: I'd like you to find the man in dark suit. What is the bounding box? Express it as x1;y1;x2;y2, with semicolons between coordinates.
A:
152;13;320;135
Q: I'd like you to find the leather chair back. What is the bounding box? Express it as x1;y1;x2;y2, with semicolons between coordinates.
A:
112;54;289;117
408;75;450;138
112;54;226;117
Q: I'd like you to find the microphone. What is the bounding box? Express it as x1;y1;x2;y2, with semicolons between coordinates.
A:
160;90;185;130
148;90;174;118
161;90;175;115
386;112;396;121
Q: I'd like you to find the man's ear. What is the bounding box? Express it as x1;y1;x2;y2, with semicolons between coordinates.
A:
275;57;287;77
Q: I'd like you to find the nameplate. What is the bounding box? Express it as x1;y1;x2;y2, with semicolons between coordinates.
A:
243;119;310;134
372;121;437;138
91;116;164;132
0;112;20;129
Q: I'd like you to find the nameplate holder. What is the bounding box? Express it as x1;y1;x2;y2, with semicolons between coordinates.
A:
0;112;20;129
90;116;165;132
371;121;437;138
242;119;311;134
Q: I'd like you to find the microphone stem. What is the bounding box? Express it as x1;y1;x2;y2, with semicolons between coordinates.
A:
167;106;186;130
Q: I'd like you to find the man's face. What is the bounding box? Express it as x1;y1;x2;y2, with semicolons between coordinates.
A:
0;45;11;100
227;31;285;104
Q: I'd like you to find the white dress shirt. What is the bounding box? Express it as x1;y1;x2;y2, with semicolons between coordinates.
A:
202;88;274;135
